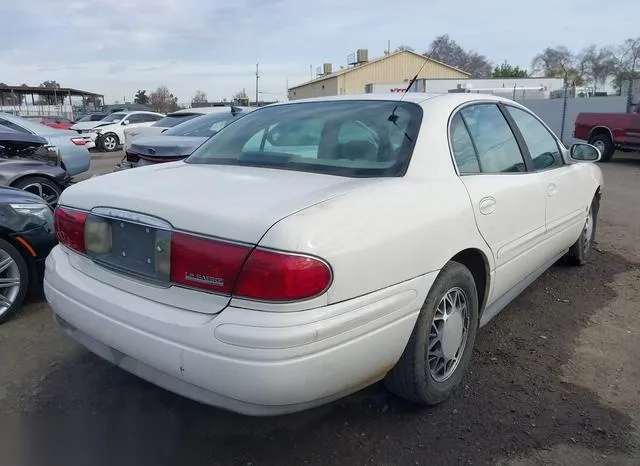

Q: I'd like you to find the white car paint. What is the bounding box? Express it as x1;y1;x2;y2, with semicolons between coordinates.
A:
44;93;603;415
89;111;164;150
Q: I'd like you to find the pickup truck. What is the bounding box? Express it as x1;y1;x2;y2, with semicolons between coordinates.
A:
574;105;640;161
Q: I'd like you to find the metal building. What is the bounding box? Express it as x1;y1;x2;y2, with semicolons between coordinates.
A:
287;49;470;100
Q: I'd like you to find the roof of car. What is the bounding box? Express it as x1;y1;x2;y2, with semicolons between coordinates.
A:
169;106;251;116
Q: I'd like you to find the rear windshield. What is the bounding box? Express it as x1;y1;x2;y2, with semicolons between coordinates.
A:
186;100;422;177
164;112;241;137
152;113;202;128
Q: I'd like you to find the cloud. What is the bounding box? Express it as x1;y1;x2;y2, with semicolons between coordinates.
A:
1;0;639;103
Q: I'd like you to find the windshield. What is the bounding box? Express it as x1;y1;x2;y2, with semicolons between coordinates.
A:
186;100;422;177
151;113;202;128
164;112;242;137
77;114;106;122
100;113;126;123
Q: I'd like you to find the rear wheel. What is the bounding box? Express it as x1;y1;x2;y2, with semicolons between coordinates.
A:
565;195;599;266
12;176;62;208
589;133;615;162
0;238;29;324
100;133;119;152
385;261;479;405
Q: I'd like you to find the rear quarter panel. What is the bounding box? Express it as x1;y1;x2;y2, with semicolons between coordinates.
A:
257;177;491;306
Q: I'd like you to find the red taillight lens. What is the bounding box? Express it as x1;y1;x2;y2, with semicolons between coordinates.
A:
170;232;251;294
70;138;86;146
54;207;87;252
234;249;332;301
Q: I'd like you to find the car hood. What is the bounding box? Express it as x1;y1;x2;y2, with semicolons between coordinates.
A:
0;185;49;204
129;136;207;158
59;162;384;243
91;122;119;131
71;121;104;131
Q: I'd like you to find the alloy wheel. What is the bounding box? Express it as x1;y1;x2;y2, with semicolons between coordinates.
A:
21;181;60;207
0;249;21;318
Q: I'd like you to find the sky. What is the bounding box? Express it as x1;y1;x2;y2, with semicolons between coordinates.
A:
1;0;638;104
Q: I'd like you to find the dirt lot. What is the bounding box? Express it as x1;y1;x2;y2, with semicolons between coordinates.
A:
0;153;639;466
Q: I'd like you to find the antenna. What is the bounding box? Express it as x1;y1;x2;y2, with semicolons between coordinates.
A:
401;35;445;95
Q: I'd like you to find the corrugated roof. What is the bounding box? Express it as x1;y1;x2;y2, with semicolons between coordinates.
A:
0;85;103;97
288;50;471;91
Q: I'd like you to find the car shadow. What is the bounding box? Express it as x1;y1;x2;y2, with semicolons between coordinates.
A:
9;249;639;466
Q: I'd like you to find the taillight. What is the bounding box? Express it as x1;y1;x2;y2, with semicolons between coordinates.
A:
170;233;251;294
170;232;332;301
54;207;87;252
235;249;332;301
70;138;86;146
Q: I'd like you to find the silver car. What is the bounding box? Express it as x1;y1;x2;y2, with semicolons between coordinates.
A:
0;113;91;176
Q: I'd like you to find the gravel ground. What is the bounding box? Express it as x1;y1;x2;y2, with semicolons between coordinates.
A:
0;153;639;466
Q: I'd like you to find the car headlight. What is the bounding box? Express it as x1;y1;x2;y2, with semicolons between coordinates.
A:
0;202;54;233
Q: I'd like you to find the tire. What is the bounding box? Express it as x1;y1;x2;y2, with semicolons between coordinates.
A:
100;132;119;152
0;238;30;324
589;133;615;162
565;195;599;266
385;261;479;405
12;176;63;208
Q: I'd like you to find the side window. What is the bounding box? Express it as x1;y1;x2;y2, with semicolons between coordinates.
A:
449;113;480;174
460;104;526;173
126;114;143;123
505;106;563;171
145;114;163;122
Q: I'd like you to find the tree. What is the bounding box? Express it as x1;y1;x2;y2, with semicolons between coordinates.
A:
394;44;414;52
612;37;640;95
492;62;529;78
85;95;102;107
191;89;208;105
149;86;179;113
0;83;22;106
134;89;149;105
37;80;64;105
531;46;585;85
578;45;617;92
424;35;492;78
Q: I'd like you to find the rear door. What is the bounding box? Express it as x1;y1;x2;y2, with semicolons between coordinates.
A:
502;104;591;252
450;103;547;302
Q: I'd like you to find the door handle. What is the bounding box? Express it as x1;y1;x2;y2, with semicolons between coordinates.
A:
547;184;558;197
479;197;497;215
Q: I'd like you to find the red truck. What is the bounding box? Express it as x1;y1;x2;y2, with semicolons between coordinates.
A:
574;105;640;161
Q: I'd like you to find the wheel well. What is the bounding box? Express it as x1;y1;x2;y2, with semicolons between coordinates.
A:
451;248;489;312
10;173;57;189
588;126;613;142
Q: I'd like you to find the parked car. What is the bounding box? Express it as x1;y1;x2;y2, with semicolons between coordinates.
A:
0;186;57;324
123;106;253;151
86;111;164;152
574;104;640;161
45;93;602;416
0;127;71;206
0;113;90;176
115;108;254;170
25;115;74;131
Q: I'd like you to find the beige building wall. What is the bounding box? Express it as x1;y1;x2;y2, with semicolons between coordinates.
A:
288;51;469;100
288;77;338;100
338;52;468;94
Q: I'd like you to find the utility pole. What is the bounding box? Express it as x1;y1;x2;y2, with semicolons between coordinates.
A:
255;63;259;107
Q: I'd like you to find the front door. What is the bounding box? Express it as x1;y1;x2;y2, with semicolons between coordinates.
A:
450;104;547;303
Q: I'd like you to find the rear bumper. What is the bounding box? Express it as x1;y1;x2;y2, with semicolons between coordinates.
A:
44;246;433;415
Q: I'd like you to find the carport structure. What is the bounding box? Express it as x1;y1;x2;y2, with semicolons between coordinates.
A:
0;85;105;119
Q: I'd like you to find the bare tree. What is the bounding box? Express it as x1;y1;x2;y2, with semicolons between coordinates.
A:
149;86;179;113
192;89;208;105
394;44;414;52
578;45;617;92
613;37;640;94
425;35;492;78
531;46;586;85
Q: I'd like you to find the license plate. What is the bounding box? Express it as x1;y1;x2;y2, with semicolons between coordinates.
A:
86;217;171;282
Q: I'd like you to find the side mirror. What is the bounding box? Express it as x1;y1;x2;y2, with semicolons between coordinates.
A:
570;143;601;162
122;120;130;126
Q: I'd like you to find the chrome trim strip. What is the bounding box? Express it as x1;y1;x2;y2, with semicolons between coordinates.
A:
90;207;173;230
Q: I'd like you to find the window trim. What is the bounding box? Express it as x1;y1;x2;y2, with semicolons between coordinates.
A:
500;103;566;172
447;101;533;176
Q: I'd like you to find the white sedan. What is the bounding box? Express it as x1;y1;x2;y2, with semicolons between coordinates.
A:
44;93;603;416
